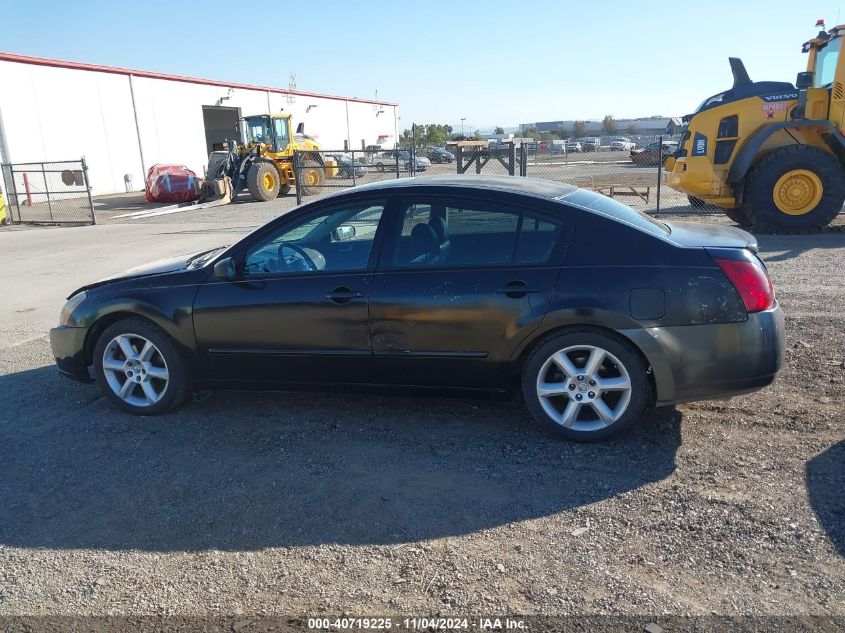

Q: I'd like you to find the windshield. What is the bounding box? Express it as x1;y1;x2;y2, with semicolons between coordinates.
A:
814;37;841;87
246;117;272;145
245;116;289;150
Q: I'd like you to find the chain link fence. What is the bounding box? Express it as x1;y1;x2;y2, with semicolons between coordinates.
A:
293;141;726;218
1;159;95;225
292;149;423;205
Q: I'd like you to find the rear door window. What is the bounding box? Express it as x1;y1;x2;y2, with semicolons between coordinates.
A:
389;198;565;269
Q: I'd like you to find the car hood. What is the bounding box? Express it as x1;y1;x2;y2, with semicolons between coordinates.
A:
666;221;758;253
69;250;211;298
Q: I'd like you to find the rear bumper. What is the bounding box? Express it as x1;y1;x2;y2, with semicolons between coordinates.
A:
623;305;785;405
49;326;93;382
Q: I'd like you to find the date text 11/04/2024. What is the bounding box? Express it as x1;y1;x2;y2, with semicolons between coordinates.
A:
307;617;526;630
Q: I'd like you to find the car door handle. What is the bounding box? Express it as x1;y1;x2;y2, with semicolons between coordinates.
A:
325;287;364;303
495;281;542;297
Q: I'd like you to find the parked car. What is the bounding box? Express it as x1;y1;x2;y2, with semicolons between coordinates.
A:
611;138;636;151
630;141;679;167
581;137;601;152
372;150;429;172
51;175;784;441
426;147;455;164
565;141;582;153
327;154;366;179
550;141;567;155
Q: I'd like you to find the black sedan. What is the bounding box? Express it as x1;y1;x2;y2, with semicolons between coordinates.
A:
427;147;455;164
50;176;784;441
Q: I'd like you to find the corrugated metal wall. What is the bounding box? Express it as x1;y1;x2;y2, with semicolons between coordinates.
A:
0;58;399;196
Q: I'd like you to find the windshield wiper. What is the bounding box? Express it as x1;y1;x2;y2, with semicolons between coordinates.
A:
187;246;227;268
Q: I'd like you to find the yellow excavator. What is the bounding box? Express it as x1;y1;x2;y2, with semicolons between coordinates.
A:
206;113;336;202
666;20;845;233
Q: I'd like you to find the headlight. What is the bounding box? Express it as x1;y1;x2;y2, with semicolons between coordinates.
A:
59;291;87;326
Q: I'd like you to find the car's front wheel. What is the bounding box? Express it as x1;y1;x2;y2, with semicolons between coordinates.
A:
522;330;648;441
93;317;191;415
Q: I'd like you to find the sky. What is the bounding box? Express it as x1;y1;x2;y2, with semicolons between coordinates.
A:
0;0;841;131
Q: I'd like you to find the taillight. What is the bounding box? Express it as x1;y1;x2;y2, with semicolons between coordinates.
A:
714;258;775;312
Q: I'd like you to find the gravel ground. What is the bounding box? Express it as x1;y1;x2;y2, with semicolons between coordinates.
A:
0;205;842;622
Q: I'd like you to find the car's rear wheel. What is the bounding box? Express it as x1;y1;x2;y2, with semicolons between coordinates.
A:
522;330;648;441
93;317;190;415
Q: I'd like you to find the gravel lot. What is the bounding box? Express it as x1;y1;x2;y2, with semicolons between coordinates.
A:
0;191;842;623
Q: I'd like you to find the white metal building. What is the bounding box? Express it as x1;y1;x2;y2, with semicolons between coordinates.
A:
0;52;399;196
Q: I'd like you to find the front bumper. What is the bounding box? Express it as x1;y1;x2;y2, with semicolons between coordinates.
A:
623;304;785;406
49;326;93;382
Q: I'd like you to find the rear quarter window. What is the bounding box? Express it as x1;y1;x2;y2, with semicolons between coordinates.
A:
559;189;670;238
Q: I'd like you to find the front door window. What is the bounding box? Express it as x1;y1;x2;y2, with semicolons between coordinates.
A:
273;118;290;151
244;201;385;276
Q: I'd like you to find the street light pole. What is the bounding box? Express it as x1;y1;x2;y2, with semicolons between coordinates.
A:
460;118;466;137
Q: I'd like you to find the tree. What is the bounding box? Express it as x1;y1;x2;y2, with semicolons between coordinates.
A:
494;126;504;134
573;121;588;138
558;126;570;139
626;123;637;136
602;115;618;135
426;125;446;147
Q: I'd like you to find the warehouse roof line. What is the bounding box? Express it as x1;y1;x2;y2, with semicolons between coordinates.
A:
0;51;399;106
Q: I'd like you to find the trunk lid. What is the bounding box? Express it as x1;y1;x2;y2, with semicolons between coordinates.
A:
666;220;758;253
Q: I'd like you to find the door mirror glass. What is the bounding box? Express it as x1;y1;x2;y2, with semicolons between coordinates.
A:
213;257;237;281
332;225;357;241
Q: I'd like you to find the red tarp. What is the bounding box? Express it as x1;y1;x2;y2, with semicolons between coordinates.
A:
144;164;200;203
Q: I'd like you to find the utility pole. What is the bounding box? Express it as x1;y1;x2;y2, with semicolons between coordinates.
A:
460;118;466;137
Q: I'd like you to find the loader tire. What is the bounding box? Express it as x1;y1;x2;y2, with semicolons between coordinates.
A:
687;195;706;208
247;161;280;202
299;160;324;197
278;182;292;196
742;145;845;234
724;207;753;227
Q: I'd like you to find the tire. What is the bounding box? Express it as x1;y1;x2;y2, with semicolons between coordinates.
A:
246;161;280;202
93;317;191;416
521;329;648;441
742;145;845;234
278;182;292;196
298;160;324;196
687;195;706;208
724;206;753;226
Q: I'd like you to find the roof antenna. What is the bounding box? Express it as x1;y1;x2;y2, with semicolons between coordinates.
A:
729;57;752;88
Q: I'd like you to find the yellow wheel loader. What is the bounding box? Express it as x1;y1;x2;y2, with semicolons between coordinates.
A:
666;21;845;233
206;113;337;203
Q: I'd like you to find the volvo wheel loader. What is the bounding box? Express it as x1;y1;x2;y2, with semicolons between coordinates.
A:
665;21;845;233
206;113;336;202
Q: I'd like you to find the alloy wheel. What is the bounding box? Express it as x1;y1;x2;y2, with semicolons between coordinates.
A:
102;333;169;408
535;344;632;432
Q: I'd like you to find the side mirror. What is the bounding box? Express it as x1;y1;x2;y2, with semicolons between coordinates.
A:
296;122;305;135
213;256;237;281
796;71;814;90
332;225;357;241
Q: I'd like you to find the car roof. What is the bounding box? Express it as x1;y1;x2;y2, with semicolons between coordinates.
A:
318;175;577;201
